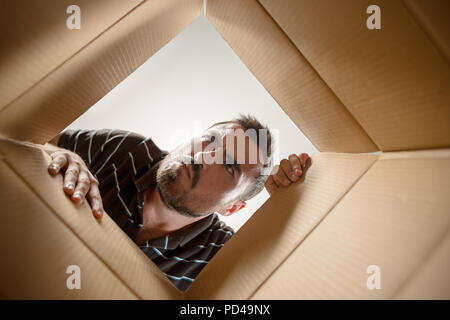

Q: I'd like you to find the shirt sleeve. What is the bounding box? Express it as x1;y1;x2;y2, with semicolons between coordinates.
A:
57;128;147;171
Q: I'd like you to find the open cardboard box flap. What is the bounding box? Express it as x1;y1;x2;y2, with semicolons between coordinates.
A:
0;0;449;299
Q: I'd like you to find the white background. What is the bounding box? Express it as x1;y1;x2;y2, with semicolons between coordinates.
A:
65;15;317;231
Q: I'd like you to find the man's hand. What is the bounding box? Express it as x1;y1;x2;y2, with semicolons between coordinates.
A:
264;153;311;196
44;143;104;219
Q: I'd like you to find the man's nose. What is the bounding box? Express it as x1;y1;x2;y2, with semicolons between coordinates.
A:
191;138;220;167
193;151;214;170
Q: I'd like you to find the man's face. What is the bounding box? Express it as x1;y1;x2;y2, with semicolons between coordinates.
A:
156;123;266;217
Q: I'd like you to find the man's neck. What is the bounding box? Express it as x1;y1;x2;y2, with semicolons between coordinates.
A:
138;186;204;242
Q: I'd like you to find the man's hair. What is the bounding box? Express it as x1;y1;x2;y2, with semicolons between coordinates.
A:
210;114;274;202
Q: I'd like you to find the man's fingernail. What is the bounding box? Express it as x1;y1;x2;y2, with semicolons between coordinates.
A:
66;184;74;190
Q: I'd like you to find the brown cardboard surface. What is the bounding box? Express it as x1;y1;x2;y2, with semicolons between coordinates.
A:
0;136;182;299
0;0;448;300
403;0;450;62
206;0;377;153
251;149;450;299
0;0;203;144
393;231;450;300
185;152;378;299
259;0;450;151
0;160;137;299
0;0;143;110
380;147;450;160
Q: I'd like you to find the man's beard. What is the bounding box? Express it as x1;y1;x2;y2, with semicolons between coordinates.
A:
155;156;206;218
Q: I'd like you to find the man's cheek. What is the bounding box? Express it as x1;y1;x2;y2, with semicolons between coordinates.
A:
206;172;226;189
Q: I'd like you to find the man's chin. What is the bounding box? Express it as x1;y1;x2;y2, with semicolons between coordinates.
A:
155;183;204;219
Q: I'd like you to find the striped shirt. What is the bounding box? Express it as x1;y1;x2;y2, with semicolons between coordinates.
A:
57;129;234;291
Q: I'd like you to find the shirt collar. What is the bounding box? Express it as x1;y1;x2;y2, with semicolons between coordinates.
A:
146;213;217;250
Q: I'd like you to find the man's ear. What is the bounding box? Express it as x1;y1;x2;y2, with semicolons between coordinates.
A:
217;200;246;217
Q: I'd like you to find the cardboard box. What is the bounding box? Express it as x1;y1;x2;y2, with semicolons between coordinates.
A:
0;0;449;299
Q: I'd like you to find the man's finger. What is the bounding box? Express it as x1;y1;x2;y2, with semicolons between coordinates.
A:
48;154;67;175
280;158;297;182
86;170;99;187
264;175;278;196
288;154;303;177
270;165;281;186
72;170;90;205
273;166;291;187
63;163;80;195
299;153;310;169
87;184;104;219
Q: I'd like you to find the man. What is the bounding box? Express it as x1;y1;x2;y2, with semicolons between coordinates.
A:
44;115;310;291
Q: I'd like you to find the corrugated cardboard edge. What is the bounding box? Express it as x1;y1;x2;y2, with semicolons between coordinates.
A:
250;148;450;299
0;135;183;299
259;0;450;152
0;159;138;299
185;152;379;299
206;0;378;153
0;0;203;145
0;0;145;110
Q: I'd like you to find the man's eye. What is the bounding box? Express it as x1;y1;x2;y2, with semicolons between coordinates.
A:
224;163;234;177
202;135;215;143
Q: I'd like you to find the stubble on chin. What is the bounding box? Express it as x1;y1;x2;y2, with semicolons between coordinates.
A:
156;161;199;218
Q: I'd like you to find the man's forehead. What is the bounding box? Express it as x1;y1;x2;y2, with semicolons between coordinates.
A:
206;123;256;147
208;122;242;132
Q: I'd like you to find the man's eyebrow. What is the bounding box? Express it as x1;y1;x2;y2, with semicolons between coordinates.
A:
206;128;222;136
